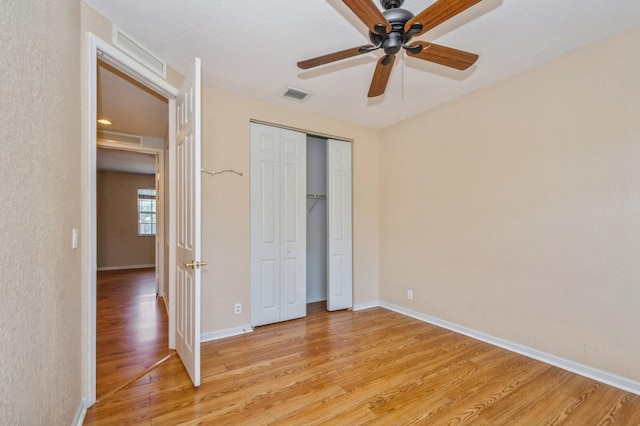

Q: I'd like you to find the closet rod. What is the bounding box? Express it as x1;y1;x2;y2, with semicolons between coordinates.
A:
307;193;326;214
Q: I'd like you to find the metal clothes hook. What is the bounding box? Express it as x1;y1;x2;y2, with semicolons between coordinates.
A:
201;168;243;177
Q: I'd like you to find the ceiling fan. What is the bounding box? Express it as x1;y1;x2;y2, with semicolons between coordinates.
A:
297;0;482;97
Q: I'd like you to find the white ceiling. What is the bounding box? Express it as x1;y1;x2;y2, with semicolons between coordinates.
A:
85;0;640;130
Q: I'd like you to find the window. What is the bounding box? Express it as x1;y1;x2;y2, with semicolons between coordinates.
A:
137;188;156;236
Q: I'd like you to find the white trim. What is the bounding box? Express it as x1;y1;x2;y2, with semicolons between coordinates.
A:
97;264;156;271
86;32;99;406
161;294;169;315
112;26;167;78
85;32;179;406
95;35;177;98
352;300;381;311
72;397;89;426
97;130;143;146
380;301;640;396
201;326;254;343
167;97;176;350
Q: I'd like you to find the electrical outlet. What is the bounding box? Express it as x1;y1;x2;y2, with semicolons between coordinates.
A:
234;303;242;315
407;290;413;300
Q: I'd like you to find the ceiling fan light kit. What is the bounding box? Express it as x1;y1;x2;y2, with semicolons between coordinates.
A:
297;0;483;97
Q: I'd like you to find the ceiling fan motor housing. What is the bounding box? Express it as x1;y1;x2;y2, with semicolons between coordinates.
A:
380;0;403;9
369;7;415;55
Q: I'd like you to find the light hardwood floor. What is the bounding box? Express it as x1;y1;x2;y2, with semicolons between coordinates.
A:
85;271;640;425
95;268;172;400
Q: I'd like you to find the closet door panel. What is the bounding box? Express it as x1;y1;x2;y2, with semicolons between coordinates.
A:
260;260;278;309
327;140;353;311
280;129;307;322
251;123;306;325
251;123;282;326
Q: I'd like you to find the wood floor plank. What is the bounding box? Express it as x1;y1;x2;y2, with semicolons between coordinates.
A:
84;274;640;425
94;268;173;400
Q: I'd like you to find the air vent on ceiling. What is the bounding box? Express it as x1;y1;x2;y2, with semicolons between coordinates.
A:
282;87;312;102
97;130;143;146
112;26;166;78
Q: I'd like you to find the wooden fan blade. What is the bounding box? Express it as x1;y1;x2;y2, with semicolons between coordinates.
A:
297;45;374;69
405;0;481;37
343;0;391;35
406;41;478;70
368;55;395;97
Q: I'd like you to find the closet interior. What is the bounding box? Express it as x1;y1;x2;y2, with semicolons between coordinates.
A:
306;136;328;304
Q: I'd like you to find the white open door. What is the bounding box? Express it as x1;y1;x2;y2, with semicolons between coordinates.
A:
327;139;353;311
175;58;202;386
250;123;306;326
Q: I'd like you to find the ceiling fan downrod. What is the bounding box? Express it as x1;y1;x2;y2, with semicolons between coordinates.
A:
380;0;403;9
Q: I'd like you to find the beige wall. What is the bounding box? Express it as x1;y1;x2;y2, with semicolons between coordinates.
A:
379;27;640;382
79;0;638;393
0;0;82;424
97;171;156;268
200;87;381;332
80;2;184;90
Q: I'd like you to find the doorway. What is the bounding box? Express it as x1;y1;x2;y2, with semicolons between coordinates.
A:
86;33;182;404
94;58;169;399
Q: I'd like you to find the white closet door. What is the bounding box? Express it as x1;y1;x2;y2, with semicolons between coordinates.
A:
327;139;353;311
250;123;281;326
279;128;307;321
250;123;306;326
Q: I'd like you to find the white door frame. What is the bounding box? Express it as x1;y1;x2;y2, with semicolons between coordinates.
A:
85;33;178;404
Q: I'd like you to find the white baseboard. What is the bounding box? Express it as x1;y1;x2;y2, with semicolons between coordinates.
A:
97;264;155;271
201;325;253;343
160;294;169;315
380;301;640;396
352;300;381;311
72;397;90;426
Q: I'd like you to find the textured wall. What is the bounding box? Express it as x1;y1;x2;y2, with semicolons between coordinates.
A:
97;171;156;269
200;86;381;332
380;28;640;382
0;0;82;424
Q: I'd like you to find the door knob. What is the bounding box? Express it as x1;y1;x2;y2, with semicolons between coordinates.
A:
183;260;207;269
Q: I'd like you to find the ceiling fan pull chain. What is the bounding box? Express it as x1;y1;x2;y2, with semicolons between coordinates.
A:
401;52;404;102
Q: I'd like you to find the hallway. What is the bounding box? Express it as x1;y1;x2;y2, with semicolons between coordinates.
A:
96;268;172;400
